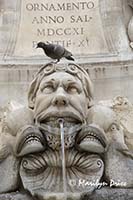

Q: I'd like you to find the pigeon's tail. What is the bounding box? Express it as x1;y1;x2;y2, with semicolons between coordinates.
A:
65;56;75;61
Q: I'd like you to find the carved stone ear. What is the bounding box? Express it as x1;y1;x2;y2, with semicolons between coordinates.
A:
28;77;39;109
28;96;35;109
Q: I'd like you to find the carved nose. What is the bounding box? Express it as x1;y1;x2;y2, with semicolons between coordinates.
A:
52;93;68;106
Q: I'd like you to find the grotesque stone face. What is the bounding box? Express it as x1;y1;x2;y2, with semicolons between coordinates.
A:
34;71;89;126
28;63;94;150
17;64;105;198
30;70;92;150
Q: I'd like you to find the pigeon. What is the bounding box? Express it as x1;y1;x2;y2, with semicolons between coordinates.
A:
36;42;74;63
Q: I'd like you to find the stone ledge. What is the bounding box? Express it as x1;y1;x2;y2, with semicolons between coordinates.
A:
0;188;133;200
81;188;133;200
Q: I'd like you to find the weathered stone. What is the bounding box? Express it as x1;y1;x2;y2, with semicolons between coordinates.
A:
0;63;133;199
0;0;133;199
0;155;19;193
81;188;133;200
0;192;33;200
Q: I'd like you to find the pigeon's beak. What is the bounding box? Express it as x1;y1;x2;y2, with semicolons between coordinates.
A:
35;44;38;49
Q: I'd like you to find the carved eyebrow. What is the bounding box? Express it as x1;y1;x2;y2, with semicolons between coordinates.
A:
40;79;57;89
64;80;77;85
63;80;82;92
43;78;57;84
64;80;81;87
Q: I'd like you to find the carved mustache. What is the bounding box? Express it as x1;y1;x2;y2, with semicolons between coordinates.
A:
76;124;108;153
14;125;46;157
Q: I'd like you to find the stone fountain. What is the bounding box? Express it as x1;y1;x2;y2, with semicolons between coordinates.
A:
0;63;133;200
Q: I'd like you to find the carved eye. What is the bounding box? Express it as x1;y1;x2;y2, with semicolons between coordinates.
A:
67;86;80;94
41;84;54;94
124;102;127;105
110;124;116;131
110;123;119;131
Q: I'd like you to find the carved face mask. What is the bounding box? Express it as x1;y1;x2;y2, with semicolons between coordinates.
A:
32;72;89;149
34;72;88;124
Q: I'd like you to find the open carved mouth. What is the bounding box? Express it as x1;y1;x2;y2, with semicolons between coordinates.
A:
38;112;82;129
15;125;46;157
76;124;107;153
35;114;83;150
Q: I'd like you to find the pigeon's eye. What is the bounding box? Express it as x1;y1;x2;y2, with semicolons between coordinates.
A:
41;84;54;94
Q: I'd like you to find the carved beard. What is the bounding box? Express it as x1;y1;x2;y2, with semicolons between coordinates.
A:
36;117;82;150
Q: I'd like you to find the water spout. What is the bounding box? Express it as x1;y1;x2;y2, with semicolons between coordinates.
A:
58;118;67;200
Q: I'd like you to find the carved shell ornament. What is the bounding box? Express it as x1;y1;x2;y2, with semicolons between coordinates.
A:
20;150;104;194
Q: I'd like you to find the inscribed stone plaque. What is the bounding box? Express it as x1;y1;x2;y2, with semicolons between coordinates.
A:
14;0;109;57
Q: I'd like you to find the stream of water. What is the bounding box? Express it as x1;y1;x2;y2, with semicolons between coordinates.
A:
58;118;67;200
